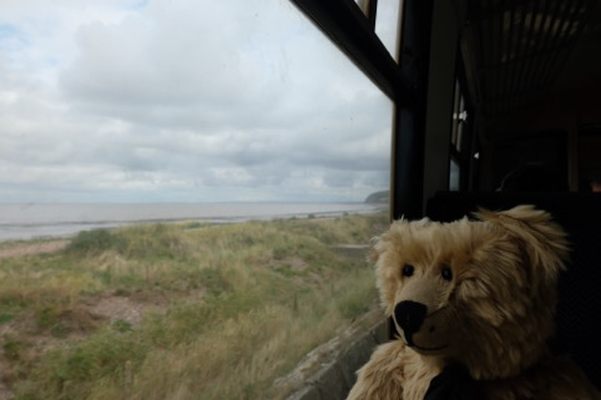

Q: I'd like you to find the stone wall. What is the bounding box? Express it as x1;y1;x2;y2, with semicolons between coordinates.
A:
277;310;389;400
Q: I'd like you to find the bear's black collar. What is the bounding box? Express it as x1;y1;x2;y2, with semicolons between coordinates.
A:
424;364;481;400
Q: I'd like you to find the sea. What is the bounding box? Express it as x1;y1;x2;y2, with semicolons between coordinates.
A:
0;202;384;242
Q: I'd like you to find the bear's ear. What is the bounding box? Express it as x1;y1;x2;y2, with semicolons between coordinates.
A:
368;235;383;263
369;219;402;263
369;217;432;263
474;205;570;286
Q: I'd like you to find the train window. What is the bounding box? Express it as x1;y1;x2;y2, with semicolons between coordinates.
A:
449;76;469;191
449;158;460;191
0;1;393;398
456;97;466;152
451;80;467;153
375;0;402;59
451;80;460;149
355;0;402;60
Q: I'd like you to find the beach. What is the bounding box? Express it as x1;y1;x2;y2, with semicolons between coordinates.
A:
0;212;387;400
0;202;383;242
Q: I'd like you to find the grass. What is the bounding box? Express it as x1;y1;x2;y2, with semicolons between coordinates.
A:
0;213;388;400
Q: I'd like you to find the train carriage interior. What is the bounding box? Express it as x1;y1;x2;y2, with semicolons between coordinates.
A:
291;0;601;390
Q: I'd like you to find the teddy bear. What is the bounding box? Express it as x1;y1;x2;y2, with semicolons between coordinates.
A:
347;205;600;400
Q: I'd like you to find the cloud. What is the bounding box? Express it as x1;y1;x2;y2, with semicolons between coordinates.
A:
0;0;392;203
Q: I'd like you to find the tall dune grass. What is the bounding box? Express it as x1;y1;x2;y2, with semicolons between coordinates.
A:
0;213;388;400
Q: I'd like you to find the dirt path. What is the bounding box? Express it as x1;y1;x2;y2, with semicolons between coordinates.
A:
0;240;69;260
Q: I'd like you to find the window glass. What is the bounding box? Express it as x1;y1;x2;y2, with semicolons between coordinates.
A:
456;95;466;152
449;158;460;191
0;0;391;227
451;80;468;153
375;0;402;59
355;0;370;14
451;80;460;147
0;1;391;398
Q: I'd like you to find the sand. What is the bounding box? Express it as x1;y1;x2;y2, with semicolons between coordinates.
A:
0;240;69;260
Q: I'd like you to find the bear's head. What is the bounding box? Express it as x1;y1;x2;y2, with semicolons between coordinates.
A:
372;205;569;380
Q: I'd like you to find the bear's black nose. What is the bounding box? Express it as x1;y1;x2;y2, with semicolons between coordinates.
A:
394;301;428;345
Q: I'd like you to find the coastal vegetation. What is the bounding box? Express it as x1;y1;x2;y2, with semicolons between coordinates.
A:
0;213;387;399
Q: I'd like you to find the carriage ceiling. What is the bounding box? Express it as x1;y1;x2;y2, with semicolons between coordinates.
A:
461;0;601;118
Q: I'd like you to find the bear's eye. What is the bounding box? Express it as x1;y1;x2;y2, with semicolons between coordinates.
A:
402;264;414;277
441;266;453;281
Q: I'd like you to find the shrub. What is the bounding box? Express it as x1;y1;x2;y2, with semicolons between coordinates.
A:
66;229;127;255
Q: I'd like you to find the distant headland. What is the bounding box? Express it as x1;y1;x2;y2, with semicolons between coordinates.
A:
364;190;389;204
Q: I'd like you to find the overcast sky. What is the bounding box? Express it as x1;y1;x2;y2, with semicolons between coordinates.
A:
0;0;395;203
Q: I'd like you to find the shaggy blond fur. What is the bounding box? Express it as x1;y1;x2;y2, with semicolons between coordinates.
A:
347;205;600;400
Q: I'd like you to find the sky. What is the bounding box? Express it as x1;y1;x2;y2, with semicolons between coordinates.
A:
0;0;397;203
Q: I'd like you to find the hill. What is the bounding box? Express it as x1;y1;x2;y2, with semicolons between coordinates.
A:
364;190;389;204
